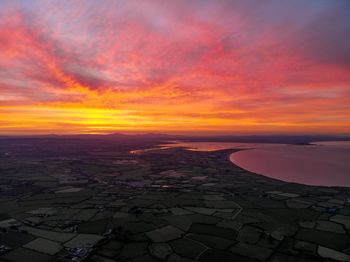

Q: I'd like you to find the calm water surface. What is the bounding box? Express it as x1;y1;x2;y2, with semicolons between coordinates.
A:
159;141;350;187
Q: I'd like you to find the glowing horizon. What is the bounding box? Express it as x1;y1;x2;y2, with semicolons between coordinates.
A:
0;0;349;135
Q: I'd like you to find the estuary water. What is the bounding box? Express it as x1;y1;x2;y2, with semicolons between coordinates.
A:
159;141;350;187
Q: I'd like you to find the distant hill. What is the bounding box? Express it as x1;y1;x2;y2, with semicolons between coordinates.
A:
0;133;349;144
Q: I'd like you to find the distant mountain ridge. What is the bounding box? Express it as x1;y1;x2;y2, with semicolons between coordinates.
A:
0;133;349;145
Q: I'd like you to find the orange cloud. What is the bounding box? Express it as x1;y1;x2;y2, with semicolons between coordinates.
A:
0;1;349;135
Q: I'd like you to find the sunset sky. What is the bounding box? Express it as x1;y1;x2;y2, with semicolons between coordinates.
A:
0;0;349;135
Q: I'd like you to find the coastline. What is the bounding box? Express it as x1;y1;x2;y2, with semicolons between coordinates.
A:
0;139;349;261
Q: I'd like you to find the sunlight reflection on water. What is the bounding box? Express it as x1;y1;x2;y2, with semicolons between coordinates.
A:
139;140;350;187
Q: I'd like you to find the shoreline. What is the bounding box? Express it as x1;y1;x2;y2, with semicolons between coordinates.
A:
0;139;350;261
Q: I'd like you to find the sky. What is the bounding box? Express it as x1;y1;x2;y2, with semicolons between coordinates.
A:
0;0;349;135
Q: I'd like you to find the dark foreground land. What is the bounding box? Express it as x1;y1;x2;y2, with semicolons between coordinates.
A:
0;136;349;262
